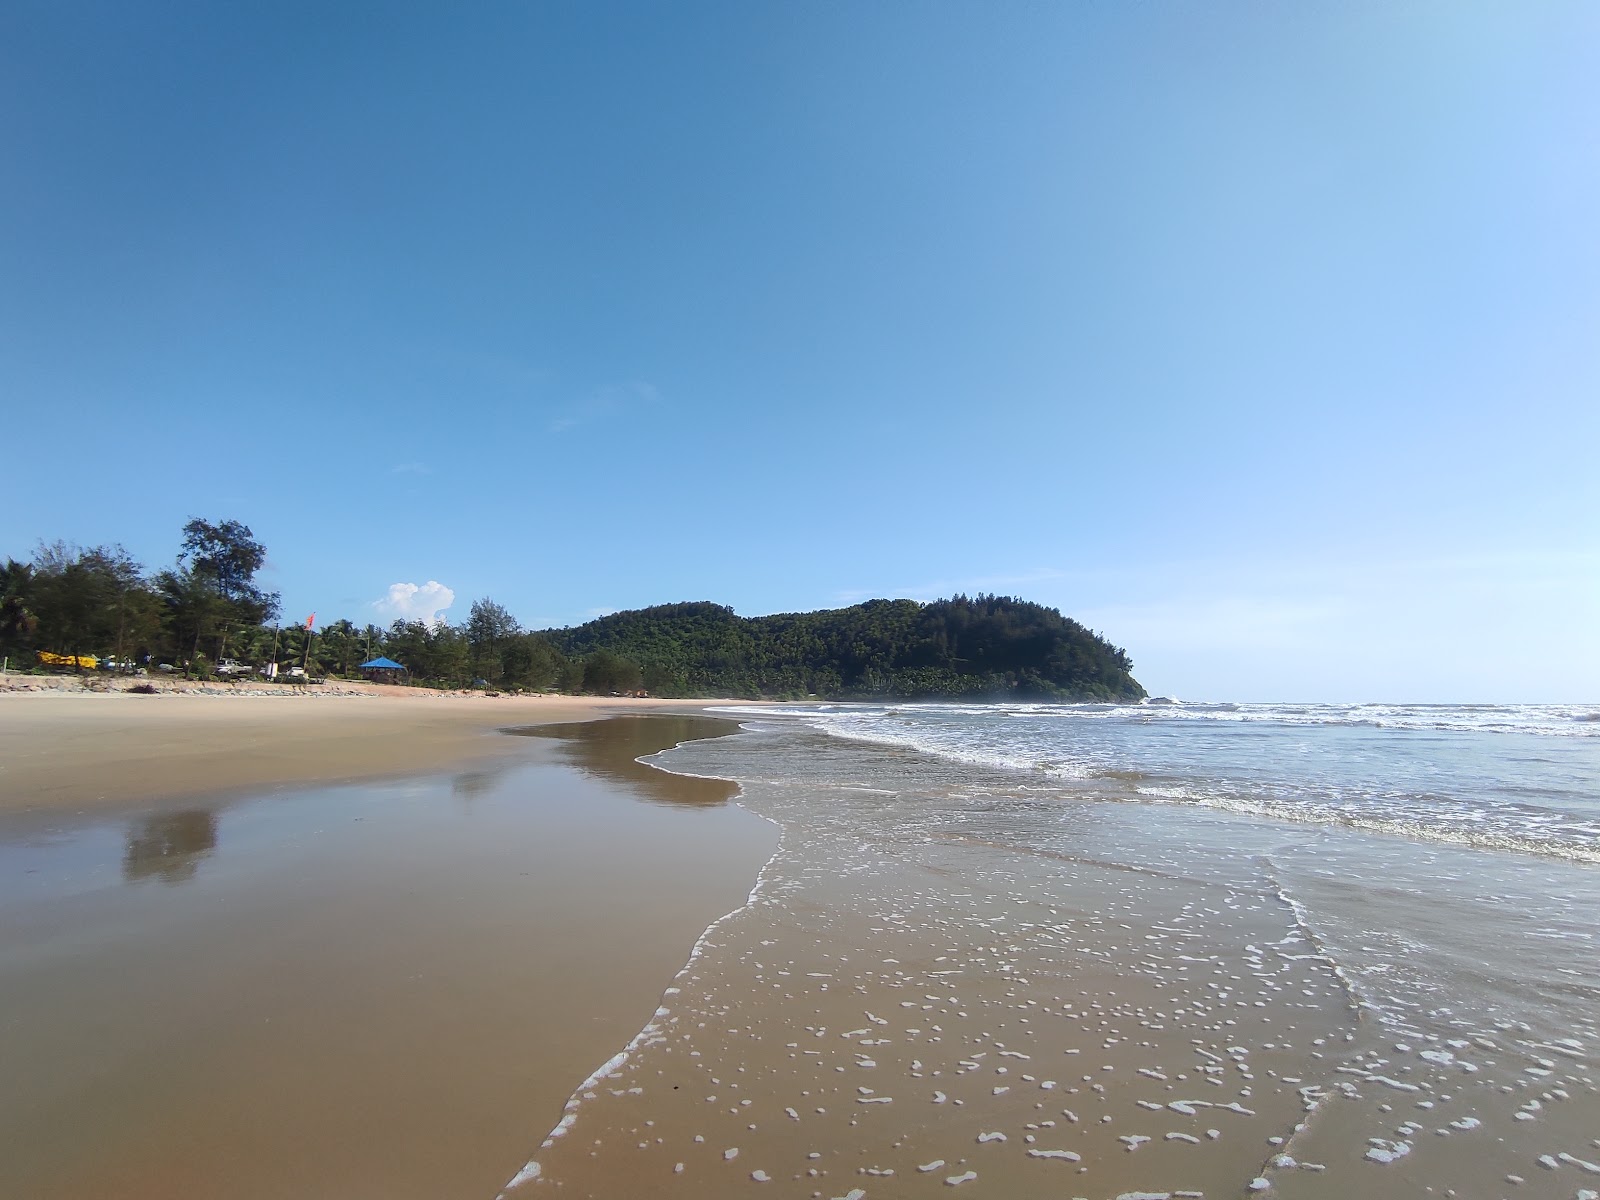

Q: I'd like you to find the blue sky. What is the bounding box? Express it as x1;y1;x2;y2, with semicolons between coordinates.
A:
3;2;1596;702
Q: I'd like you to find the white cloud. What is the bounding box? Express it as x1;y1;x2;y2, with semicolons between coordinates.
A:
372;580;456;626
549;379;661;434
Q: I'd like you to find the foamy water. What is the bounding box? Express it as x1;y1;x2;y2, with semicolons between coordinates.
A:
503;704;1600;1198
708;701;1600;864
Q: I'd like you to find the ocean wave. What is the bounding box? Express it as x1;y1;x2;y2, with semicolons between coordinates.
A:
716;700;1600;863
718;700;1600;738
1132;783;1600;866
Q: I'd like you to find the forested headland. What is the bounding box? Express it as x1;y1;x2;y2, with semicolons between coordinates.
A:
1;520;1145;701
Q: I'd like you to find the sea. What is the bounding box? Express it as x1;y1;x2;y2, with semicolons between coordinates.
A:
512;699;1600;1198
705;700;1600;863
689;699;1600;1044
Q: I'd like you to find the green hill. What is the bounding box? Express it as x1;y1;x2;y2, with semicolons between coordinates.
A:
540;594;1145;701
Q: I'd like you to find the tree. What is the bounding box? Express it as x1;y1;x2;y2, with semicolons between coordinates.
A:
466;598;520;684
558;655;588;692
582;648;643;694
537;594;1145;700
0;559;39;658
179;518;279;625
91;547;162;664
384;619;468;685
30;543;155;668
155;567;228;675
500;633;565;690
319;618;361;675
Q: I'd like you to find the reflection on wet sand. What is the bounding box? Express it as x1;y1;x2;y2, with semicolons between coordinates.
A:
0;714;777;1200
122;809;218;885
507;715;741;807
452;766;511;803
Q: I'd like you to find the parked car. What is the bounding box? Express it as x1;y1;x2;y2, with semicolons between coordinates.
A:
214;658;254;677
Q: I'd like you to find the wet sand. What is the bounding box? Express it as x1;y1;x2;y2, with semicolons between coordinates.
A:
0;710;776;1199
505;782;1358;1199
0;689;735;817
509;719;1600;1200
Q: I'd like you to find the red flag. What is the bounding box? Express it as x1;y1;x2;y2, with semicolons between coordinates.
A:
305;613;315;631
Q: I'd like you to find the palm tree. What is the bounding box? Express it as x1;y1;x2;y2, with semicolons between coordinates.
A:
0;559;39;660
318;618;359;675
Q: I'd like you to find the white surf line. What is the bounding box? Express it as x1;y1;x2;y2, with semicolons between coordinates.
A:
497;734;786;1197
1254;853;1368;1020
1241;1082;1342;1187
1237;853;1365;1187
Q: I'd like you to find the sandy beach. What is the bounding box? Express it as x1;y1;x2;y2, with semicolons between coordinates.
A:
0;686;775;1199
0;678;740;817
5;687;1595;1200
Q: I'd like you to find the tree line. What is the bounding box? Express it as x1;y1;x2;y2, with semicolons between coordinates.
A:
2;519;1145;700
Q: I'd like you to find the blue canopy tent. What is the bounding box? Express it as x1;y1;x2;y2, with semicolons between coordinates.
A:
358;656;407;681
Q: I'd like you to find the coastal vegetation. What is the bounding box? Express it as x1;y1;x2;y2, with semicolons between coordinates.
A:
542;598;1143;700
1;520;1144;701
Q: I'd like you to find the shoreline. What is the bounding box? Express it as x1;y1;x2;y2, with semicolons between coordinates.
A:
9;694;1593;1197
511;706;1600;1199
500;770;785;1199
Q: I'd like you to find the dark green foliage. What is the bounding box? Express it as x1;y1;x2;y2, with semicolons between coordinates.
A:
29;543;162;668
8;521;275;676
465;598;521;684
7;520;1142;702
540;594;1144;701
0;559;40;654
581;648;644;695
382;619;469;686
315;619;363;676
154;565;227;672
499;633;565;691
541;602;751;696
179;518;279;625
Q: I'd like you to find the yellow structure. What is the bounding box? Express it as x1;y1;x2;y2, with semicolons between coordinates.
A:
37;651;99;670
